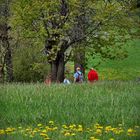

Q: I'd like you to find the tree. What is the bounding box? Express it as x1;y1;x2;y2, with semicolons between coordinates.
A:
0;0;13;82
10;0;139;82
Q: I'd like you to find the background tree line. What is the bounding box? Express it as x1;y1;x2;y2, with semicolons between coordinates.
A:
0;0;139;83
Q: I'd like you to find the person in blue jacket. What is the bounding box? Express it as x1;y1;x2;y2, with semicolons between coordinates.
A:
74;67;83;83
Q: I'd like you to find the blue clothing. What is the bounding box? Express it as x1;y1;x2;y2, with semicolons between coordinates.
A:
74;71;83;82
74;71;82;79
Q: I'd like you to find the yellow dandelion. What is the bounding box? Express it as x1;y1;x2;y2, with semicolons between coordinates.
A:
49;120;54;125
0;129;5;135
105;126;112;132
42;129;47;133
90;136;100;140
71;133;76;136
34;128;40;132
40;133;48;137
62;125;68;129
97;126;103;129
95;129;102;135
52;127;58;131
64;132;71;136
77;127;83;132
127;128;133;133
37;124;43;127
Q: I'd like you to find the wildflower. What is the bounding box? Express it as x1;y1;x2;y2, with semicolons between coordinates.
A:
0;129;5;135
90;136;100;140
49;120;54;125
25;128;32;131
105;126;112;133
71;133;76;136
5;127;16;133
127;128;133;133
42;129;47;133
37;124;43;127
34;128;40;132
64;132;71;136
40;132;48;137
95;129;102;135
62;124;68;129
69;124;76;129
86;128;93;132
109;138;115;140
97;126;103;129
77;125;83;132
127;128;137;136
52;127;58;131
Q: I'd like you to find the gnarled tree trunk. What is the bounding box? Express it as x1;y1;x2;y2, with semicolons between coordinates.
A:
50;52;65;83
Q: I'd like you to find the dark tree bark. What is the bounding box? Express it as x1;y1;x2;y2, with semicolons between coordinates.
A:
50;52;65;83
0;64;4;82
1;25;13;82
51;61;58;82
137;0;140;8
57;52;64;82
0;0;13;82
5;39;13;82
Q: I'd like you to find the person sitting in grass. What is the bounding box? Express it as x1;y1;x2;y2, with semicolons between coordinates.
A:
63;76;71;84
44;74;51;85
74;67;84;83
87;68;98;83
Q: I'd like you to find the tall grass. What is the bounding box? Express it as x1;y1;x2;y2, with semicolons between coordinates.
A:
0;82;140;140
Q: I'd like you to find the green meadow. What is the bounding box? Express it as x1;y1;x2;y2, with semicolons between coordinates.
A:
98;39;140;80
0;82;140;140
0;40;140;140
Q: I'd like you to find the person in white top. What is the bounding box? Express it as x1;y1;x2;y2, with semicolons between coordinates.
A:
63;76;71;84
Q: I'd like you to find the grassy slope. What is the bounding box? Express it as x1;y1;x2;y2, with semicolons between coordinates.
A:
98;39;140;80
0;82;140;139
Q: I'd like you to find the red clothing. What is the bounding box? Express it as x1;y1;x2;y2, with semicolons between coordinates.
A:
88;69;98;82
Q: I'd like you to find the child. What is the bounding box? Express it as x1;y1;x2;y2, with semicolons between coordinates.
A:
63;76;71;84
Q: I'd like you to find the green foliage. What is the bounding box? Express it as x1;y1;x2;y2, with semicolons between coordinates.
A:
10;0;139;63
13;45;50;82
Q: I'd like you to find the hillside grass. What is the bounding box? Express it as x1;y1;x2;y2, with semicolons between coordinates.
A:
98;39;140;80
0;81;140;140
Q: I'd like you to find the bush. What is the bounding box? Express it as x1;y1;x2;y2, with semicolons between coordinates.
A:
13;46;50;82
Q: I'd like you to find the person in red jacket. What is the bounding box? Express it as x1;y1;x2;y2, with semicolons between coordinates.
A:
87;68;98;83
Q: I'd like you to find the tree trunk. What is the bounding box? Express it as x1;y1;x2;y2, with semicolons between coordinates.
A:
0;23;13;82
5;41;13;82
0;64;4;83
50;53;65;83
57;53;64;82
51;61;58;82
0;0;13;82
